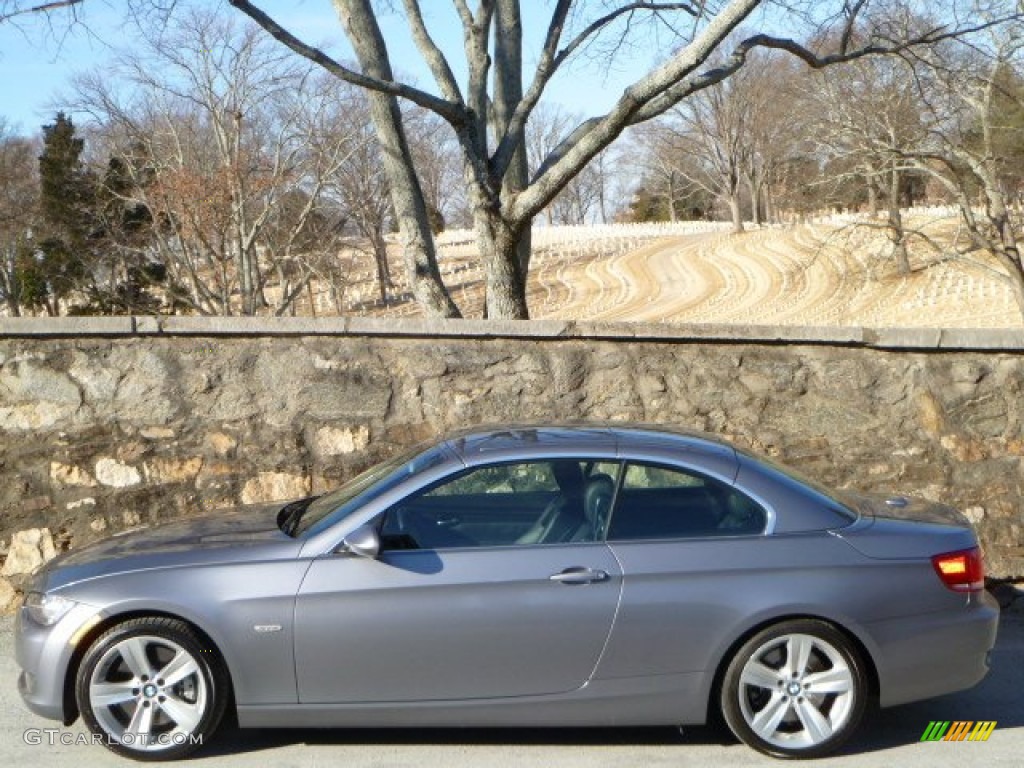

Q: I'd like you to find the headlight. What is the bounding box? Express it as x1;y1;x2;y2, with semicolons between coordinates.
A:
23;592;77;626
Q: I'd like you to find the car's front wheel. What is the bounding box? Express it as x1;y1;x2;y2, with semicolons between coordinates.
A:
75;616;229;760
720;619;868;758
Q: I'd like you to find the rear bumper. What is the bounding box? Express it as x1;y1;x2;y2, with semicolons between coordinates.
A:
871;589;999;708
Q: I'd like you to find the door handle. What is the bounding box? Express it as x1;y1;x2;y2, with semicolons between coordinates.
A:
549;566;609;585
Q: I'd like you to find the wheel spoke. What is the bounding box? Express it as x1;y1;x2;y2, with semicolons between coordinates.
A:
803;665;853;694
750;692;792;738
158;650;199;687
126;700;155;737
794;697;833;743
90;681;137;708
786;635;814;677
741;661;784;690
158;692;203;732
118;637;154;680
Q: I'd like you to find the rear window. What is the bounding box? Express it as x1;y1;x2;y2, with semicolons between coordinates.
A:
607;461;767;541
735;447;858;523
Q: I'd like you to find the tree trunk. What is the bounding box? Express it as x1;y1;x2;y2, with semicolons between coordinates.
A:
476;210;529;319
1;251;20;317
747;175;763;226
667;172;678;222
493;0;531;307
866;174;878;216
728;194;744;234
1006;268;1024;318
989;196;1024;318
333;0;460;318
371;224;392;305
763;182;775;225
887;167;910;276
237;245;254;315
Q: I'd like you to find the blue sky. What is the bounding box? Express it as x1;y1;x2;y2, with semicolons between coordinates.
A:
0;0;664;136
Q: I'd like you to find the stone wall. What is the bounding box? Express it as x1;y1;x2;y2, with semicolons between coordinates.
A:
2;317;1023;603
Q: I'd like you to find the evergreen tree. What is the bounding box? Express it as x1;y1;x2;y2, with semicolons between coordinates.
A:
32;112;94;314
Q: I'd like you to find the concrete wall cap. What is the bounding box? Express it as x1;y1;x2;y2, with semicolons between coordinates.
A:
1;316;1023;351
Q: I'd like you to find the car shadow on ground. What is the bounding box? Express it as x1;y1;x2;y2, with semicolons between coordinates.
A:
200;724;716;758
200;613;1023;760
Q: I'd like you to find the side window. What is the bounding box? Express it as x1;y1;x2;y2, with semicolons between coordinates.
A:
607;462;766;541
424;462;558;497
379;459;622;551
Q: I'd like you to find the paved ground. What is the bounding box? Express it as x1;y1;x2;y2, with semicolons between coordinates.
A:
1;612;1020;767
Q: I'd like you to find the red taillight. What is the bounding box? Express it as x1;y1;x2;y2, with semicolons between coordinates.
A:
931;547;985;592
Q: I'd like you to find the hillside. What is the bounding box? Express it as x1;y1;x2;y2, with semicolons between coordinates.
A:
330;213;1017;327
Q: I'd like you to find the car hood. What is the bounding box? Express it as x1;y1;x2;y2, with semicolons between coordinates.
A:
846;492;970;527
36;501;303;592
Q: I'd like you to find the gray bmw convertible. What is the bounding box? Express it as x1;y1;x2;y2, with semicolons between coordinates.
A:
15;425;998;760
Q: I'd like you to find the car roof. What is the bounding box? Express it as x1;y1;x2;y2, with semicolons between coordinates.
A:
442;422;738;464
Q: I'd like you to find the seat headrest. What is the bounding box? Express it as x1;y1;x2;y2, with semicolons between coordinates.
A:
552;460;585;494
584;473;616;529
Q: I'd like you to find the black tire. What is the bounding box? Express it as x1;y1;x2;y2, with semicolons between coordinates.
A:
720;619;868;759
75;616;229;761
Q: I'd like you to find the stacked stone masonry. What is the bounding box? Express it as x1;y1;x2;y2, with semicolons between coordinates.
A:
1;318;1022;601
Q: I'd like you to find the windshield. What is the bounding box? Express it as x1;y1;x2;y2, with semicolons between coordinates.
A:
291;441;452;537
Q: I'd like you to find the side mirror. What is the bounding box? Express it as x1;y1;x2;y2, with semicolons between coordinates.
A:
338;523;380;559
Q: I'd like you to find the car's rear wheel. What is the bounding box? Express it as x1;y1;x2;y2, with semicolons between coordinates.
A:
75;617;228;760
720;619;868;758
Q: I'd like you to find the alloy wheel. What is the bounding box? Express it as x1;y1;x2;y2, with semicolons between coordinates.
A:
87;634;208;753
737;632;855;749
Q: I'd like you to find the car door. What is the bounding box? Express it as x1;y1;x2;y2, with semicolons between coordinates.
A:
595;459;787;680
293;458;623;704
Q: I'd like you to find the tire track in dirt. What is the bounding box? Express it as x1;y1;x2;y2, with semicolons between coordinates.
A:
536;223;1017;327
581;234;729;322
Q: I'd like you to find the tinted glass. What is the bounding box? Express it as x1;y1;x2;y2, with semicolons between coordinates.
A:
295;442;451;537
607;461;767;540
734;446;858;522
379;459;621;550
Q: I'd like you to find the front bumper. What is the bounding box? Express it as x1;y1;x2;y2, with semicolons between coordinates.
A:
15;601;103;723
872;588;1000;708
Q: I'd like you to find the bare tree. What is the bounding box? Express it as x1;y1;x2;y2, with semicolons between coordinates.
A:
406;106;467;232
738;53;804;226
901;19;1024;315
70;10;361;316
656;58;754;233
630;123;690;222
0;120;38;316
526;104;611;225
220;0;1011;318
327;94;396;307
805;53;929;274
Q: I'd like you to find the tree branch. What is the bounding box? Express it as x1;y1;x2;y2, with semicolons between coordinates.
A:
226;0;466;123
402;0;464;105
515;0;759;221
0;0;81;24
555;2;699;71
492;2;703;180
